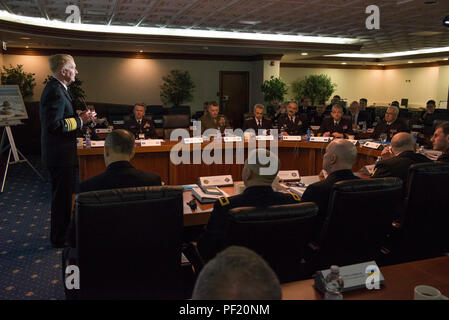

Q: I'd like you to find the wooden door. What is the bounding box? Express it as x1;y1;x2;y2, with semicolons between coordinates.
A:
219;71;249;129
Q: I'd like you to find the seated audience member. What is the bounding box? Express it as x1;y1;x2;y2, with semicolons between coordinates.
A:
66;129;162;247
359;98;375;126
202;101;209;116
79;129;161;193
419;100;437;137
243;104;273;134
391;101;400;108
277;101;308;135
325;95;346;114
191;246;281;300
348;101;370;130
371;132;431;187
373;106;410;141
299;97;311;113
301;139;359;233
199;101;231;133
318;104;353;138
124;103;158;139
308;102;326;126
431;121;449;162
197;149;300;261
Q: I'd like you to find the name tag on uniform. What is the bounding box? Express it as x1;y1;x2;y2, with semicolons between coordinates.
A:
139;133;145;139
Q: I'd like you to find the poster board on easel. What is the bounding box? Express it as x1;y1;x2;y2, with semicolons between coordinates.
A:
0;84;28;126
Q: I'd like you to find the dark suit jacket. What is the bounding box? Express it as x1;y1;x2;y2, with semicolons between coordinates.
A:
197;186;300;261
124;117;158;139
348;110;371;128
242;117;273;133
79;161;161;193
372;151;431;189
308;112;326;126
373;119;410;141
318;117;354;137
39;77;82;167
66;161;162;247
277;113;308;135
301;170;359;236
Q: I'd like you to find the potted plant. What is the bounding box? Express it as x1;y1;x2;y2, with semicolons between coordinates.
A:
261;76;288;106
44;75;86;110
291;74;336;105
160;70;195;107
1;64;36;100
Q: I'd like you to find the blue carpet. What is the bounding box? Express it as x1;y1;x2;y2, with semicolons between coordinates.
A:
0;156;65;300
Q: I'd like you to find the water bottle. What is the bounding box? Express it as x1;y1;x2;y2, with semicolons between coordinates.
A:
307;128;311;141
375;156;382;165
279;125;285;140
324;265;344;300
85;131;91;148
362;121;367;133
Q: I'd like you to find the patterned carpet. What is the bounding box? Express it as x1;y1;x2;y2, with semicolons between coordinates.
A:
0;155;66;300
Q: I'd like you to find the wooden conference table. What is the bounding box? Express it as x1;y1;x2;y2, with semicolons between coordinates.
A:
282;256;449;300
78;139;381;185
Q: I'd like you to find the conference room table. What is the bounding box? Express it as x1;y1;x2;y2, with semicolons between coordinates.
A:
77;139;381;185
281;256;449;300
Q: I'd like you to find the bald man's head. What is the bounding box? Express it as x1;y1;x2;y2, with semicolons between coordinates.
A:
390;132;415;154
323;139;357;173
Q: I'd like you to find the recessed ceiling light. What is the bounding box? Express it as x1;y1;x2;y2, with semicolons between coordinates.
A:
408;61;414;63
238;20;261;25
444;58;449;60
139;50;143;53
20;37;30;40
301;52;308;56
341;62;347;65
25;45;29;48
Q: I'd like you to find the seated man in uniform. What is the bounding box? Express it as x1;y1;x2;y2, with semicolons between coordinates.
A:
192;246;281;300
318;104;353;138
431;121;449;162
66;129;162;247
242;103;272;134
277;101;308;136
301;139;359;234
199;101;231;134
371;132;431;189
373;106;410;141
196;148;301;261
359;98;375;127
124;103;158;139
348;101;370;130
308;102;326;127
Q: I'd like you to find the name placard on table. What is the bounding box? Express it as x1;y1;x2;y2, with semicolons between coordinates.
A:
282;135;302;141
140;139;162;146
309;136;330;143
363;141;382;150
95;128;112;134
223;136;242;143
184;137;204;144
255;135;274;141
90;140;105;147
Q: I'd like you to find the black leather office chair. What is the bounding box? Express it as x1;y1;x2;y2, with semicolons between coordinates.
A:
316;178;404;269
162;114;190;139
223;203;318;283
147;105;165;127
68;186;194;299
400;162;449;261
169;105;191;116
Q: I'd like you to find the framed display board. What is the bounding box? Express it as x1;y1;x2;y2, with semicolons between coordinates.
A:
0;85;28;125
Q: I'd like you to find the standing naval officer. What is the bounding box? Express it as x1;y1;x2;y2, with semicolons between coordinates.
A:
40;54;91;248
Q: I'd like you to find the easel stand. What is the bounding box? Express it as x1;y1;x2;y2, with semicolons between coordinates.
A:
0;124;45;193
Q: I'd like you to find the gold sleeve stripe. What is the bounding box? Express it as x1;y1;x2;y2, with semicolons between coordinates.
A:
218;196;230;206
371;168;378;177
289;192;301;202
64;118;78;132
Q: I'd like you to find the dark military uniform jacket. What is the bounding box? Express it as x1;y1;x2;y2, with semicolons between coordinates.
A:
419;111;437;137
39;77;82;167
277;113;308;135
318;117;354;137
301;170;360;237
372;150;431;191
196;186;301;261
308;112;326;127
199;113;231;134
242;116;273;134
373;119;410;141
124;117;158;139
438;149;449;162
